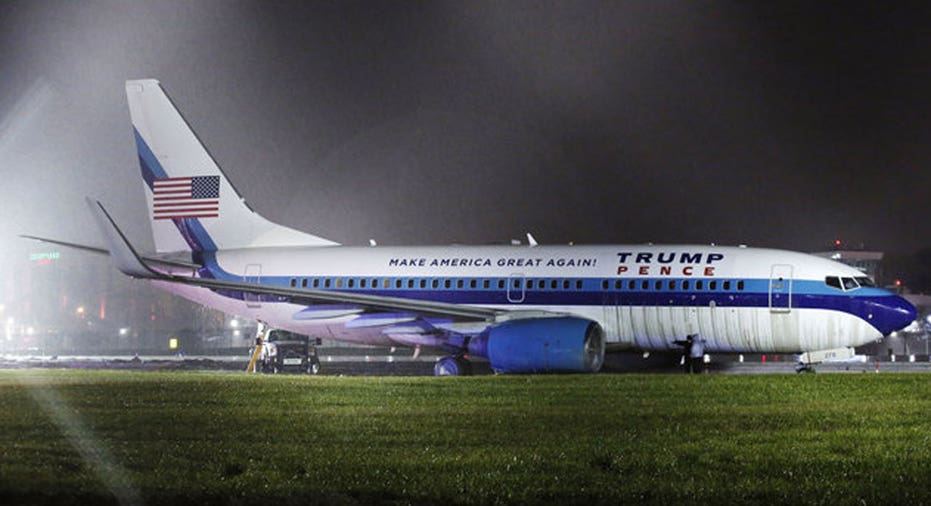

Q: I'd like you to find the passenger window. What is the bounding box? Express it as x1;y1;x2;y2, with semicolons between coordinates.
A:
628;280;636;290
682;280;690;290
457;279;464;289
324;279;331;288
709;281;717;290
408;279;415;289
313;279;320;288
395;279;402;288
444;279;451;289
563;280;570;290
825;277;842;290
359;279;367;288
301;279;308;288
723;281;731;291
641;280;649;290
498;280;505;289
347;279;355;288
432;280;439;289
371;278;378;287
290;278;297;287
470;279;477;289
669;280;676;290
696;280;703;290
484;280;490;289
512;279;521;288
576;280;583;290
737;280;744;291
383;279;390;288
602;280;609;290
336;279;343;288
420;279;427;289
615;280;622;290
654;280;662;290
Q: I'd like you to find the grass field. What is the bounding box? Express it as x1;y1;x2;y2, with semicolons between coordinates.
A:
0;370;929;505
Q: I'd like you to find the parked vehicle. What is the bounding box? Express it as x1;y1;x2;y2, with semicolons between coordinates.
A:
256;330;321;374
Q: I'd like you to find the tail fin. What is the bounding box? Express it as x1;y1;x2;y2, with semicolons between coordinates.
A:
126;79;338;253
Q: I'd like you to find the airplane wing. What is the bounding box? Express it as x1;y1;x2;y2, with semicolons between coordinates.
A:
86;199;502;322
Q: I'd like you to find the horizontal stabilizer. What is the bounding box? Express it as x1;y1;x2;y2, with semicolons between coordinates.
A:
19;235;109;256
20;234;200;270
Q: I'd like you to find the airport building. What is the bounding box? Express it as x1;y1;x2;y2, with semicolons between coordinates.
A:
810;249;884;282
2;248;239;355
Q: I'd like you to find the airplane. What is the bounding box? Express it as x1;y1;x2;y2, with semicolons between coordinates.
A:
26;79;918;375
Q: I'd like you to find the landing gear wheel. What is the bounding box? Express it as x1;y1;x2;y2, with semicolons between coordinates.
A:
434;356;473;376
795;364;815;373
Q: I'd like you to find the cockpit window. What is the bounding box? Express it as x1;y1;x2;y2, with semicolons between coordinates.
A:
855;276;875;288
825;277;842;290
842;277;859;290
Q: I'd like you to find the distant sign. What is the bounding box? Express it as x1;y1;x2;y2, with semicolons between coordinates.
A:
30;252;61;266
169;338;179;350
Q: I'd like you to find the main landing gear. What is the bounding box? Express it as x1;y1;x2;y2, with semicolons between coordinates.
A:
434;355;473;376
795;363;815;374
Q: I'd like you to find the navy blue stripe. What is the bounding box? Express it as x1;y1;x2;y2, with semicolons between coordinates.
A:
197;253;906;333
134;128;166;185
134;128;218;252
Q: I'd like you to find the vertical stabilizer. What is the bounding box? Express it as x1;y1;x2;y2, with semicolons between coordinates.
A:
126;79;338;252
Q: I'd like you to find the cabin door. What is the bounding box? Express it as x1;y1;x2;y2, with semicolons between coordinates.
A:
507;274;525;303
769;264;793;313
244;263;262;309
602;288;621;342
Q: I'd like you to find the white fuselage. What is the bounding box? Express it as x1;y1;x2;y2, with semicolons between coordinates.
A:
154;244;903;354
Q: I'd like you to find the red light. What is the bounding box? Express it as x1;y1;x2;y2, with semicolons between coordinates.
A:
895;279;902;287
834;239;842;247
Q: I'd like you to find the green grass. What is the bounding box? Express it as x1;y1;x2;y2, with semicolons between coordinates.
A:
0;371;929;505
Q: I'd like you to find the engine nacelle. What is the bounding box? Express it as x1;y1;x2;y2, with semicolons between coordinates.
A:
469;317;605;374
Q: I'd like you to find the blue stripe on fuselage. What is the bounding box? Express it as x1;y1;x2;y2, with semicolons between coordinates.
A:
194;251;900;333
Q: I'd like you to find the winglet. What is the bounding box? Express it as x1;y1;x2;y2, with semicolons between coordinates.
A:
86;198;160;278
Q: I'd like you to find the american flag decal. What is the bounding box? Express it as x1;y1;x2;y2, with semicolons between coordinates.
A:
152;176;220;220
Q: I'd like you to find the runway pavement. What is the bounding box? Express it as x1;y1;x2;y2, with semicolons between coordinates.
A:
1;350;929;375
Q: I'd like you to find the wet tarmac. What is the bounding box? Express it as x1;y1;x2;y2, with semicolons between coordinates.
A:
0;351;928;375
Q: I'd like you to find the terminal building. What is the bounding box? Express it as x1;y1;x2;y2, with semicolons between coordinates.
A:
810;249;884;283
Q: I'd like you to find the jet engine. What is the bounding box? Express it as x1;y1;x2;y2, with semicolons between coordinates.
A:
468;317;605;373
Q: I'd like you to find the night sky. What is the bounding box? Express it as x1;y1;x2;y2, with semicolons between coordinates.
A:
3;1;931;287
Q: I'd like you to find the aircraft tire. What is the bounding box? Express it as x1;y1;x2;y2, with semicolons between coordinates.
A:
434;356;472;376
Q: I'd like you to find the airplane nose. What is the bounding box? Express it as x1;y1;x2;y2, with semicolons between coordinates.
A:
874;295;917;336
